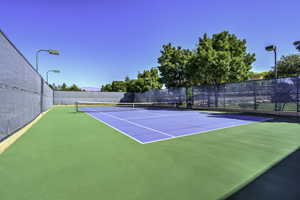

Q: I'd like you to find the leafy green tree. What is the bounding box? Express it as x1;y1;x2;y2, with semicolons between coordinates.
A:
158;43;194;88
111;81;127;92
61;83;68;91
126;79;145;93
125;76;130;82
137;67;162;91
189;31;255;106
264;54;300;79
294;41;300;52
101;84;113;92
276;55;300;77
69;84;81;91
190;31;255;86
249;71;269;80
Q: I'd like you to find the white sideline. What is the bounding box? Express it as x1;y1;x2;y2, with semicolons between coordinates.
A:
101;112;174;138
85;112;144;144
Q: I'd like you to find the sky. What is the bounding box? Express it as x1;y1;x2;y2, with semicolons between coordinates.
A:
1;0;300;88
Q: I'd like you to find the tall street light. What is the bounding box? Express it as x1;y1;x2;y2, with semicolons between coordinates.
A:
36;49;60;72
46;69;60;83
265;45;278;79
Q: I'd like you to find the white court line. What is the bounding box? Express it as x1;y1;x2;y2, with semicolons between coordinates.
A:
101;112;174;138
85;111;272;145
143;117;273;144
126;113;198;120
85;112;144;144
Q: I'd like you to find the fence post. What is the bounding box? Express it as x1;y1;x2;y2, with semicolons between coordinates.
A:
40;77;44;112
274;79;278;112
253;81;257;110
191;87;194;108
207;87;210;107
297;76;300;112
223;85;226;108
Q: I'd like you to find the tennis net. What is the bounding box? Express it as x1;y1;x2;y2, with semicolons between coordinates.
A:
75;101;179;112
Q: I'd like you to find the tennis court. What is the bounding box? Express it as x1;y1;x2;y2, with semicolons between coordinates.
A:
1;106;299;200
78;102;272;143
1;29;300;200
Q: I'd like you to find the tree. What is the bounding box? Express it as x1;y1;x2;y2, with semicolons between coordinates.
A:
61;83;68;91
101;84;113;92
249;71;269;80
126;79;145;93
137;67;162;91
294;41;300;52
125;76;130;82
265;54;300;79
190;31;255;86
277;54;300;77
158;43;194;88
68;84;81;91
111;81;127;92
189;31;255;106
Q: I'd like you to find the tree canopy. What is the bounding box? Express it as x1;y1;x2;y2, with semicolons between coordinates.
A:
51;83;83;91
249;71;269;80
264;54;300;79
101;67;162;92
157;44;194;88
188;31;255;86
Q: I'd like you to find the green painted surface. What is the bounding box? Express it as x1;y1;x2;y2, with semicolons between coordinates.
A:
0;107;299;200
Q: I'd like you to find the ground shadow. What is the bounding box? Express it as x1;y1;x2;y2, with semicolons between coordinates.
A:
226;148;300;200
202;111;300;125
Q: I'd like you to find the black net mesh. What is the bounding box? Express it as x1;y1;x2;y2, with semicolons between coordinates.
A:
134;87;186;105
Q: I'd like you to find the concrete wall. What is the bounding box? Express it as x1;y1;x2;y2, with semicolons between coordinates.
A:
0;30;53;141
53;91;134;105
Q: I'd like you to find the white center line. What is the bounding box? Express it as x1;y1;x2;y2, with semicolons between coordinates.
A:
101;112;174;138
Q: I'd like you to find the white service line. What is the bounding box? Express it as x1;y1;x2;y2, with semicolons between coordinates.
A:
126;113;198;120
101;112;174;138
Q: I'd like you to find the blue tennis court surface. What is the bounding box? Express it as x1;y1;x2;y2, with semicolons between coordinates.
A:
86;109;271;144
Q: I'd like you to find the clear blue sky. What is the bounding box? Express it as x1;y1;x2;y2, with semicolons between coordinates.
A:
1;0;299;88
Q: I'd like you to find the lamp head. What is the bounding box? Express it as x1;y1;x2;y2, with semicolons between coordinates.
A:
48;49;60;55
265;45;276;52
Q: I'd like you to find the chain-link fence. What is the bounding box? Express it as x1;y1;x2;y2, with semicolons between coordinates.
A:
0;30;53;141
133;76;299;114
192;76;300;113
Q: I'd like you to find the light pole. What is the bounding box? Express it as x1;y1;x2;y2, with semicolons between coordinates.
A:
265;45;279;111
46;69;60;83
265;45;277;79
36;49;60;72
